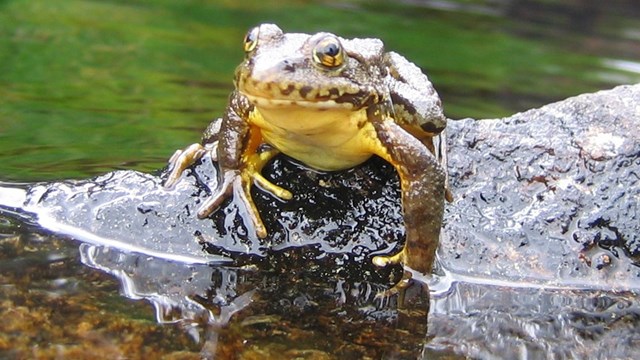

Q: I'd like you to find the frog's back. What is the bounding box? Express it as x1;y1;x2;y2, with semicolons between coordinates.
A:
384;51;446;136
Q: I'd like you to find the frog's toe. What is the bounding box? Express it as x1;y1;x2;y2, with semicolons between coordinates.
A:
196;195;226;219
374;274;412;301
164;143;206;188
164;152;185;188
235;180;269;238
243;150;291;200
253;173;293;200
372;249;406;268
197;171;269;238
196;171;236;219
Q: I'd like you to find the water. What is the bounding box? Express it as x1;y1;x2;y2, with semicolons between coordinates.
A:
1;0;640;358
2;0;639;182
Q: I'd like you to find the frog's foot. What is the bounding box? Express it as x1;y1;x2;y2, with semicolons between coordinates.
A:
164;143;207;188
197;149;291;238
372;248;406;268
247;149;293;201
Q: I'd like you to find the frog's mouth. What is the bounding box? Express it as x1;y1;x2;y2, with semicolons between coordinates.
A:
242;90;371;136
243;92;355;110
238;83;378;110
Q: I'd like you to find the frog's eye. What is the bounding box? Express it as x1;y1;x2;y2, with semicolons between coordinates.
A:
243;27;259;53
312;36;345;69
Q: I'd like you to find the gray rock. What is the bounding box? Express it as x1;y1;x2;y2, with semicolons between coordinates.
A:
1;84;640;359
442;84;640;290
1;84;638;291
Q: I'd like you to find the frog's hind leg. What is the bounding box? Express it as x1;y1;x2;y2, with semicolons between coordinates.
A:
365;116;446;276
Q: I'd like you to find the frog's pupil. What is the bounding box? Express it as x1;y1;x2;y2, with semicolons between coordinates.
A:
311;37;344;68
323;43;339;57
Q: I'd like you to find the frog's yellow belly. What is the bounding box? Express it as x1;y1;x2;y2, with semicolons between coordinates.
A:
249;106;378;171
263;131;373;171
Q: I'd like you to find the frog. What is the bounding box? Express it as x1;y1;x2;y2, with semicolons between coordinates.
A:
164;23;450;282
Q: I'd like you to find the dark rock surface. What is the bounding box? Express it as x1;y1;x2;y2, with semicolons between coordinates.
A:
2;154;405;267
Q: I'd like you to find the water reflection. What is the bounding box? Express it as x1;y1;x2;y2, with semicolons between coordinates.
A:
72;239;640;359
80;244;255;357
78;243;430;358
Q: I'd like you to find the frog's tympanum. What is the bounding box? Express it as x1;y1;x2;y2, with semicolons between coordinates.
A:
165;24;449;282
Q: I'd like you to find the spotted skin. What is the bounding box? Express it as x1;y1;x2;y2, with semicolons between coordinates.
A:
164;24;449;282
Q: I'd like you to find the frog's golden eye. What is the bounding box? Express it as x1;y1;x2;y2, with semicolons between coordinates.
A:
312;36;345;69
243;27;259;53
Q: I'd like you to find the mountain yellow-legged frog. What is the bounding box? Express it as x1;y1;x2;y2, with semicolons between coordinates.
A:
165;24;450;282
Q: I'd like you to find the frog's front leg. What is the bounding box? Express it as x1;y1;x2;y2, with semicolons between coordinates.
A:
198;125;290;237
197;95;291;238
367;114;446;276
164;118;222;188
164;143;208;187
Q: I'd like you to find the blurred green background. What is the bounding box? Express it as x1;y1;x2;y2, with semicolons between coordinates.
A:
1;0;639;181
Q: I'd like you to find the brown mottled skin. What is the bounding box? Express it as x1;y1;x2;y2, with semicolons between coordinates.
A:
165;24;449;280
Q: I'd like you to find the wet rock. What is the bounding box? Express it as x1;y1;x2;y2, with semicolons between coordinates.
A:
442;84;640;289
0;84;639;291
1;84;640;359
1;152;405;269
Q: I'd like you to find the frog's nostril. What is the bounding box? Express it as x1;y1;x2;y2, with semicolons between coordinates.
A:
282;60;295;72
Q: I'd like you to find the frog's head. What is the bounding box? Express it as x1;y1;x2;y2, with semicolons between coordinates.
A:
235;24;387;111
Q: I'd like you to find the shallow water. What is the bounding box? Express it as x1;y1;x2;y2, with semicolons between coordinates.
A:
1;0;640;358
